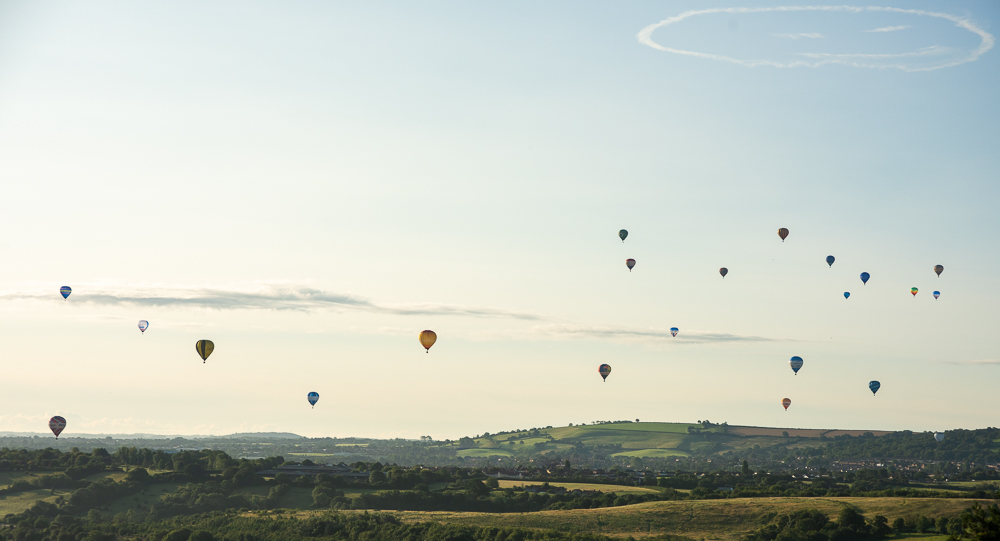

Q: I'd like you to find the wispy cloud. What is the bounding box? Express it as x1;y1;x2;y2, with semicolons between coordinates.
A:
0;283;540;320
523;324;778;344
867;25;910;33
637;6;994;72
772;33;824;40
940;359;1000;366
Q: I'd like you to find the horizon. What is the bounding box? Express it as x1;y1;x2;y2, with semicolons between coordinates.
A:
1;0;998;439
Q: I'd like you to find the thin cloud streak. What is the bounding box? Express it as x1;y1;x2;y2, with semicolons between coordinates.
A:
940;359;1000;366
0;284;540;320
525;324;779;344
637;6;994;72
867;25;910;33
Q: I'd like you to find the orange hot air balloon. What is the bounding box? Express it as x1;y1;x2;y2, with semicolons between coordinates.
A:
719;267;728;278
781;398;791;410
777;228;789;242
934;265;944;277
419;330;437;353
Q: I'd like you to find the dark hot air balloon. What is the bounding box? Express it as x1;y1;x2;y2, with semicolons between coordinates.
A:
49;416;66;438
598;364;611;381
719;267;728;278
934;265;944;277
843;292;850;299
619;230;628;242
860;272;870;285
419;330;437;353
307;392;319;408
60;286;71;299
777;228;789;242
869;380;880;396
626;259;635;271
789;356;803;375
826;255;835;267
196;340;214;363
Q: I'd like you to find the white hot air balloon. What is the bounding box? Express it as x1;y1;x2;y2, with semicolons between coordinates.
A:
933;432;945;443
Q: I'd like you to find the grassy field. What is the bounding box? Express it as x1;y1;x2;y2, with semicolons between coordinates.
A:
496;481;659;494
309;497;988;540
612;449;689;458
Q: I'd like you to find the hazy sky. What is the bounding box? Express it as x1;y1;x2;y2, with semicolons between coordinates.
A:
0;0;997;439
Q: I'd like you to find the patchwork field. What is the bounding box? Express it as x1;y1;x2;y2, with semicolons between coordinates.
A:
496;480;659;494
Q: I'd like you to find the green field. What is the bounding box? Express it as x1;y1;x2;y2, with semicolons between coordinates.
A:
326;497;987;540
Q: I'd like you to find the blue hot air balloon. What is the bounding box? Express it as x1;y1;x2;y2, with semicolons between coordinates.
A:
789;356;803;375
869;380;880;396
60;286;72;299
933;291;940;299
843;292;850;299
307;392;320;408
670;327;679;338
860;272;870;285
826;255;835;267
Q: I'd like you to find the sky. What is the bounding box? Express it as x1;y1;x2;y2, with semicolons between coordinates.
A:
0;0;997;439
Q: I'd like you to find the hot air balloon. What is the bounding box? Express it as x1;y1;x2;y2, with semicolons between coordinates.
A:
670;327;679;338
933;291;940;299
933;432;945;443
626;259;635;271
307;392;319;408
782;398;791;410
49;416;66;438
619;230;628;242
195;340;214;363
138;320;149;334
826;255;835;268
60;286;71;299
910;287;918;297
860;272;870;285
719;267;728;278
419;330;437;353
789;356;803;375
869;381;880;396
598;364;611;382
777;228;789;242
843;292;850;299
934;265;944;277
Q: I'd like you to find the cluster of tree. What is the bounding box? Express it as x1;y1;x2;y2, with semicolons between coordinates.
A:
744;504;1000;541
822;428;1000;463
0;509;666;541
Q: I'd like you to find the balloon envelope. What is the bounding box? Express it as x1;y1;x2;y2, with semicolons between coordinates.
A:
60;286;71;299
619;229;628;242
933;291;940;299
626;258;635;271
782;398;791;410
869;380;880;395
933;432;944;443
789;356;803;374
670;327;679;338
826;255;835;267
934;264;944;277
419;330;437;352
138;320;149;333
844;292;850;299
777;228;789;241
195;340;214;363
911;287;918;297
860;272;870;285
719;267;728;278
307;392;320;407
598;364;611;381
49;416;66;438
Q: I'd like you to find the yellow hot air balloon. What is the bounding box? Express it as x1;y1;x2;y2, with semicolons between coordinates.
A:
195;340;214;363
419;330;437;353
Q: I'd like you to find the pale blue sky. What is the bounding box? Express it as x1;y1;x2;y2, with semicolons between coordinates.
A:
0;1;997;438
